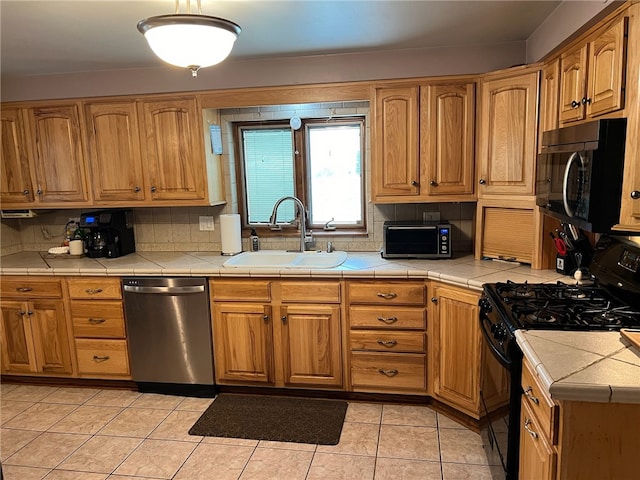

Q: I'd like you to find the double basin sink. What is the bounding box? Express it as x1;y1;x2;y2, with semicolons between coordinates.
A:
223;250;348;269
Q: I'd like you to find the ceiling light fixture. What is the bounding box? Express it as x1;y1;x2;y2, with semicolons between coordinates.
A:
137;0;241;78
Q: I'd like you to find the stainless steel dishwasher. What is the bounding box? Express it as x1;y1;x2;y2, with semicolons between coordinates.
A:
122;277;215;395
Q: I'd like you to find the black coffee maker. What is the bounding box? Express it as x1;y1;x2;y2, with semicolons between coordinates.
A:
79;209;135;258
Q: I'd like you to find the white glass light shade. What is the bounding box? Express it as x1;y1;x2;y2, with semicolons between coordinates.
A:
138;14;240;75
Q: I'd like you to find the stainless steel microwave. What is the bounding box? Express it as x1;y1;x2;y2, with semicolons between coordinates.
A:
381;221;452;259
536;118;627;233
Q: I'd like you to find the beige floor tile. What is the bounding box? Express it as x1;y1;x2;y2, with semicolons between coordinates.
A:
436;413;467;429
307;452;375;480
4;432;89;468
382;405;437;427
41;388;101;405
43;470;108;479
344;402;382;424
377;425;440;461
129;393;185;410
1;464;50;480
441;462;504;480
149;410;203;442
97;408;170;438
439;428;497;465
316;422;379;456
2;385;60;402
56;435;142;474
113;438;197;478
202;436;259;447
375;457;442;480
48;406;123;434
174;443;254;480
84;390;141;408
239;447;314;480
1;428;41;461
175;396;214;412
3;403;77;431
0;383;19;395
1;400;35;424
257;440;316;451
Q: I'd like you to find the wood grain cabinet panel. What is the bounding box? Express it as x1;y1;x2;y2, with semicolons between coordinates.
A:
71;301;125;338
75;338;129;376
519;400;557;480
0;107;34;205
67;277;122;299
350;352;426;392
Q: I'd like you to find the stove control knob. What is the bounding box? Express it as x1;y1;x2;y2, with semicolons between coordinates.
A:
490;323;507;341
479;298;492;313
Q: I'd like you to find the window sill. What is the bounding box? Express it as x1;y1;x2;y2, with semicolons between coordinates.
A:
245;228;368;238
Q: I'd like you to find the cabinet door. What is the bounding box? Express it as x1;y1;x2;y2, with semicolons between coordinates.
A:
519;401;557;480
0;107;34;204
372;86;420;199
587;17;627;117
559;45;588;123
0;300;37;373
421;83;475;196
212;303;273;384
431;284;481;416
27;104;90;204
279;304;342;388
29;299;73;374
141;97;208;202
85;102;146;203
540;60;560;139
478;70;539;195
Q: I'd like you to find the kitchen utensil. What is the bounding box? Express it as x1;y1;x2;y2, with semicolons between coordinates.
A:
550;232;567;255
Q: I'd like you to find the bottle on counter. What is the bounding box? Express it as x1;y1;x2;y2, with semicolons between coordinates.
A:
250;228;260;251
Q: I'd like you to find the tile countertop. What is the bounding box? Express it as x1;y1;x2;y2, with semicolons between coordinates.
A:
0;250;568;290
516;330;640;404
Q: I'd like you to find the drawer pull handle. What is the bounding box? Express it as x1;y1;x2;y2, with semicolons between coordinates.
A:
524;418;538;439
16;287;33;292
88;318;106;325
377;316;398;324
376;292;397;300
263;315;269;323
524;386;539;405
93;355;110;362
377;340;398;348
378;368;399;377
85;288;103;294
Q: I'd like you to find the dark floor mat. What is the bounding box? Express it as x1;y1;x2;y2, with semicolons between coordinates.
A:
188;393;348;445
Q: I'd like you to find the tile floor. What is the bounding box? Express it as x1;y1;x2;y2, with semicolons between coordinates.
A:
0;383;502;480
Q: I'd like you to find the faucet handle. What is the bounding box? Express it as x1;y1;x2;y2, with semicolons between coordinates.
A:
327;241;334;253
323;217;337;231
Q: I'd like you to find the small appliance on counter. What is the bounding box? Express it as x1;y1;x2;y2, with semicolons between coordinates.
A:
381;220;451;259
79;209;135;258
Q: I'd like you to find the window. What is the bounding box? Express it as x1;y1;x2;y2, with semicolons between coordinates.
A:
236;116;365;231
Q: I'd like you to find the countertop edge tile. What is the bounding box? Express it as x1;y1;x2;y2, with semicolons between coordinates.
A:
549;382;612;403
610;385;640;403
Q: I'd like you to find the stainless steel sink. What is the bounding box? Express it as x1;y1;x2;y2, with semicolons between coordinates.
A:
223;250;347;269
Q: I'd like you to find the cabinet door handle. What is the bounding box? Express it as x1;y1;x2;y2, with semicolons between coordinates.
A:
37;189;43;195
581;97;592;105
263;315;269;323
524;418;538;439
22;189;30;195
430;180;438;187
88;318;106;325
281;315;287;324
479;179;486;185
571;100;581;108
134;186;141;192
377;316;398;324
377;340;398;348
16;287;33;292
93;355;110;362
85;288;103;294
26;311;33;316
378;368;399;377
376;292;397;300
631;190;640;200
150;186;157;193
19;310;26;316
524;386;539;405
411;180;419;187
431;297;438;304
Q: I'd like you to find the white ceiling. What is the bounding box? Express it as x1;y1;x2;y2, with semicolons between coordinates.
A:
0;0;563;77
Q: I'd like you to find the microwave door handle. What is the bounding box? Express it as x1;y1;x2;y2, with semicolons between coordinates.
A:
562;152;584;217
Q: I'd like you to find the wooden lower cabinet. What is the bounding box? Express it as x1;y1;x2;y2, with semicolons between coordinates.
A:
519;400;557;480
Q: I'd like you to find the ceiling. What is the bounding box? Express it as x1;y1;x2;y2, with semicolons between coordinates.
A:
0;0;562;77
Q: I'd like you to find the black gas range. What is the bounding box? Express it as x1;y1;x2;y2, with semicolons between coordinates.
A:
479;235;640;480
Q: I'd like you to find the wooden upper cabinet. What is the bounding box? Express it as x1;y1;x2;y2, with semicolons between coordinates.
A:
478;68;540;196
421;82;475;196
559;17;627;123
540;60;561;140
140;97;208;203
1;107;35;205
372;85;420;199
25;103;90;205
85;102;146;203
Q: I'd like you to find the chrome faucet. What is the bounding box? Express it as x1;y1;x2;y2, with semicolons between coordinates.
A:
269;196;313;252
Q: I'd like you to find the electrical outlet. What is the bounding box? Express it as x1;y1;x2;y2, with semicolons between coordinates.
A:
68;217;80;224
199;216;215;231
423;212;441;222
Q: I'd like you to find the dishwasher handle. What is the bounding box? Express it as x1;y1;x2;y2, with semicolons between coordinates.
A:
123;285;205;294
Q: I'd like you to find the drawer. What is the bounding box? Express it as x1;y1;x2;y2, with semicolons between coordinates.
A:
71;301;126;338
1;277;62;298
522;359;559;444
279;281;341;303
350;352;426;392
348;282;426;306
350;331;426;353
75;339;130;376
67;277;122;299
211;280;271;302
349;306;426;330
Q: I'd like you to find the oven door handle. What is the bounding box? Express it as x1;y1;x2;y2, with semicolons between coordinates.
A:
562;151;585;218
479;312;513;369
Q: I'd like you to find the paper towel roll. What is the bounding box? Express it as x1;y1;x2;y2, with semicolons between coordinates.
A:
220;214;242;255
